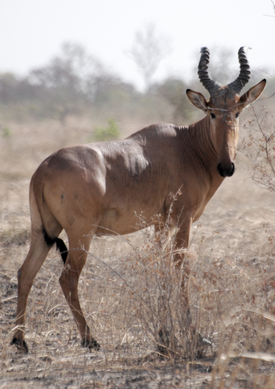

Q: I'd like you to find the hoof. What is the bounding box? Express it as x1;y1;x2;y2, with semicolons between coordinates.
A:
157;328;170;356
81;337;100;350
194;333;212;359
10;337;29;353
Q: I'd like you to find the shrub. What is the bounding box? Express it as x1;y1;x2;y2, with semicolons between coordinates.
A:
1;127;11;138
93;118;120;142
240;106;275;192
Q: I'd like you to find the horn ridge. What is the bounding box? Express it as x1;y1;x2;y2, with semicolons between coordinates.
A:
228;46;251;94
198;47;221;95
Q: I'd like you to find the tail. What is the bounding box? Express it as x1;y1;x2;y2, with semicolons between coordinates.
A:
30;164;68;264
43;227;68;264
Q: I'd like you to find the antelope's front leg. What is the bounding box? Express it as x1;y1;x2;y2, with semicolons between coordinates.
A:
173;216;193;327
156;215;193;356
174;216;212;357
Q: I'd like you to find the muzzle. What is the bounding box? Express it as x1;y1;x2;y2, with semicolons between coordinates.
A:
217;162;235;177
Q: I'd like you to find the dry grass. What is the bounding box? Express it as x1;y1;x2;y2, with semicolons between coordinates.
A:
1;112;275;388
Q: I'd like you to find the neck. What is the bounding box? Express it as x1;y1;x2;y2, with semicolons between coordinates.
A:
181;116;219;177
179;116;226;205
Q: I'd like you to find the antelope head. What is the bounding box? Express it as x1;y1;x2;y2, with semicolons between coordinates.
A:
187;47;266;178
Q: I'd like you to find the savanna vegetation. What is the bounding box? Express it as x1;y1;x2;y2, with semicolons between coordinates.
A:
1;40;275;388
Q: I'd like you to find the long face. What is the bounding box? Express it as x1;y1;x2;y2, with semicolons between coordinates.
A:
187;82;266;178
187;47;266;178
207;93;242;177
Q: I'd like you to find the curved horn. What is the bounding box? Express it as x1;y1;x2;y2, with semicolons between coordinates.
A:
228;47;251;94
198;47;221;95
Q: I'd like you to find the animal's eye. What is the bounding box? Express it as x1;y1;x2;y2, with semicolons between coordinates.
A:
235;112;240;118
210;113;216;119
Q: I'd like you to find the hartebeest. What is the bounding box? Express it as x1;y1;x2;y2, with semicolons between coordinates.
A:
11;47;266;353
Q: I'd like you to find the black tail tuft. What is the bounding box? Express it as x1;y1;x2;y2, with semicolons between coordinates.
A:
43;227;56;247
55;238;68;264
43;227;68;264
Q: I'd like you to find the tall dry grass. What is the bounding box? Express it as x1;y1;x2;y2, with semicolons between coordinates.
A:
1;109;275;387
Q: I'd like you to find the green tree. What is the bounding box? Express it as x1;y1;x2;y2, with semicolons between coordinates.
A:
93;119;120;142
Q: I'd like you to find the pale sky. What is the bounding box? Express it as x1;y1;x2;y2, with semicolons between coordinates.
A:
0;0;274;90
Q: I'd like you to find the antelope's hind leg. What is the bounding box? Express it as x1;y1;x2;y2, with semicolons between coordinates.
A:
11;228;52;353
59;230;100;350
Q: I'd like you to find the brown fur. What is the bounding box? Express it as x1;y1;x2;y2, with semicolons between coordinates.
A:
11;69;266;352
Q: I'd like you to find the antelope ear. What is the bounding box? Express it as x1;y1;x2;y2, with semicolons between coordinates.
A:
186;89;208;111
240;79;266;108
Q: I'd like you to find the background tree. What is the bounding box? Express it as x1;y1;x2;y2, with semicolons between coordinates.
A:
28;42;103;122
239;0;275;192
127;23;171;91
152;77;193;124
